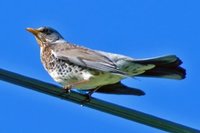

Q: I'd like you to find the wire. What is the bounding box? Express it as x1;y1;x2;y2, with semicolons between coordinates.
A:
0;68;199;133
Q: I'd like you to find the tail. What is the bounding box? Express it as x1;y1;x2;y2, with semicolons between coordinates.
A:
134;55;186;80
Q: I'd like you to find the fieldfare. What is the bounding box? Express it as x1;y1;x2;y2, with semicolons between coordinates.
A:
26;26;186;97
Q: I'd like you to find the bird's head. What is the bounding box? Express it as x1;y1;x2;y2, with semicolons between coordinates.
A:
26;26;64;47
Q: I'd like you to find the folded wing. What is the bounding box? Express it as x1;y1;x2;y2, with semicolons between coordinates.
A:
50;43;127;75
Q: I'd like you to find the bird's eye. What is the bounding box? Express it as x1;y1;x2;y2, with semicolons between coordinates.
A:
42;28;51;35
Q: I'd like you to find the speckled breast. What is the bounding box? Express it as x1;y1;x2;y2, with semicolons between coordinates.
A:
40;47;91;84
40;46;123;90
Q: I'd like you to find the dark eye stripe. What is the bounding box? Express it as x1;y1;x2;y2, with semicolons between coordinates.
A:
46;30;51;35
42;28;51;35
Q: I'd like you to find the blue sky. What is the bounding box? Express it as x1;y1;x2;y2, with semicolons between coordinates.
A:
0;0;200;132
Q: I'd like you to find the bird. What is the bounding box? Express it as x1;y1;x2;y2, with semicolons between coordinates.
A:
26;26;186;98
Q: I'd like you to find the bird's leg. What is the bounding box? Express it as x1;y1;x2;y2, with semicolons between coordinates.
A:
70;80;89;86
88;87;101;99
82;86;101;103
63;80;89;93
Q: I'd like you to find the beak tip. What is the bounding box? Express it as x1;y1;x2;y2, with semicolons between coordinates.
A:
26;27;33;32
26;27;39;35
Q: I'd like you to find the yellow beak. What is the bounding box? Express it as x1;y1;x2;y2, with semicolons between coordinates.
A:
26;28;40;36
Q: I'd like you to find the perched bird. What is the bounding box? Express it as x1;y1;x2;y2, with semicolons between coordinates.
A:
26;26;186;97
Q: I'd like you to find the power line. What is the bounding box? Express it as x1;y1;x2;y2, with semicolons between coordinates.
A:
0;68;199;133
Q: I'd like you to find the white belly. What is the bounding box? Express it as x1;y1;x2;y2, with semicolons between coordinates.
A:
75;72;124;90
49;68;124;90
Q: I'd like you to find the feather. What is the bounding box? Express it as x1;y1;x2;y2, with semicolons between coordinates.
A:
50;43;127;75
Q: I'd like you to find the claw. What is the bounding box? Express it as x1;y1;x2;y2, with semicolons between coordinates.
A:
63;85;72;94
80;93;92;106
80;86;101;106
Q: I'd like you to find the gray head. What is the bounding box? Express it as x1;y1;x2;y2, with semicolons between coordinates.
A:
26;26;64;47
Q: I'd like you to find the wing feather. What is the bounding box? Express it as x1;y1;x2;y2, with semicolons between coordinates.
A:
50;43;126;75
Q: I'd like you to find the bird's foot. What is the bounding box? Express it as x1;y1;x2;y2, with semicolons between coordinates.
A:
80;87;100;106
63;85;73;94
80;93;92;106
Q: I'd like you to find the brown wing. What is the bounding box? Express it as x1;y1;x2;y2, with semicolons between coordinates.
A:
50;43;126;75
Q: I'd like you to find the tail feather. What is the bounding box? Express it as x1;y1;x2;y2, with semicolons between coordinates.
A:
135;55;186;80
